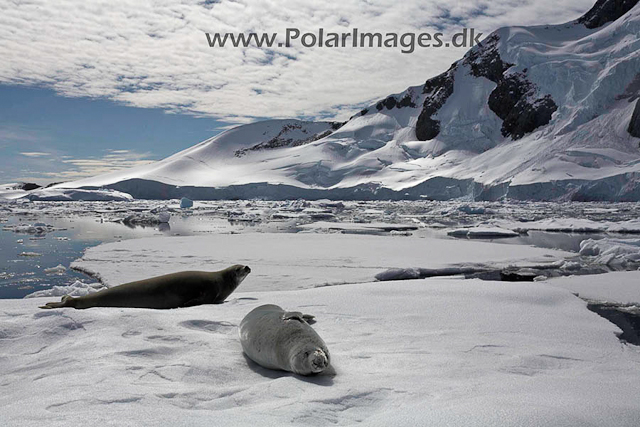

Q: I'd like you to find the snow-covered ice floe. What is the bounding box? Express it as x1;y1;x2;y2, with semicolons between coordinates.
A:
447;227;519;238
548;271;640;304
298;221;418;233
493;218;640;234
43;265;67;275
23;280;106;298
2;223;62;235
69;233;570;291
121;211;170;226
580;238;640;268
2;279;640;426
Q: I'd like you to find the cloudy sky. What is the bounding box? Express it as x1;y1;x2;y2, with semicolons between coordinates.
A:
0;0;593;184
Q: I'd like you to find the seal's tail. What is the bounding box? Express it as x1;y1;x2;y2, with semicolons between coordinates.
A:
39;295;74;309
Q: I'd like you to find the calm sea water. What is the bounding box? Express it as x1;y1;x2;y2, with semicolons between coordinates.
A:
0;215;238;298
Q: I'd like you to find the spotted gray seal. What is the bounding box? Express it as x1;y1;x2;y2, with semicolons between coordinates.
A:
39;265;251;309
239;304;330;375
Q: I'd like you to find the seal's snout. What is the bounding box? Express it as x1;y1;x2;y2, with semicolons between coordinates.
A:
244;266;251;274
309;349;329;373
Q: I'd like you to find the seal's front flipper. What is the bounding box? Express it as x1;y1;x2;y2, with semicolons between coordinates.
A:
181;294;208;308
283;311;316;324
39;295;74;309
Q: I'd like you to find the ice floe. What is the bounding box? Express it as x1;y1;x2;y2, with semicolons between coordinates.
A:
2;279;640;426
447;227;519;238
23;280;105;298
579;238;640;268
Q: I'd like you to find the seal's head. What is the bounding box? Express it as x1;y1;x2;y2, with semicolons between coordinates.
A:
290;345;330;375
228;264;251;288
215;265;251;303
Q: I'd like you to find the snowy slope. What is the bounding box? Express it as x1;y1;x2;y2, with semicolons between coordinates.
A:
57;0;640;201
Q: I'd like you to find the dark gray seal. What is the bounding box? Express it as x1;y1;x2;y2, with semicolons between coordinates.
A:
39;265;251;309
239;304;330;375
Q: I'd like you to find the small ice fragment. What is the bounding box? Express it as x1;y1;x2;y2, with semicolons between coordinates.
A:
24;280;105;298
18;252;42;257
390;230;412;236
180;197;194;208
44;264;67;274
158;211;171;223
457;205;486;214
16;239;23;243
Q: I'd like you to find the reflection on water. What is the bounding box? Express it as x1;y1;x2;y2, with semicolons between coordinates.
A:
0;215;237;299
460;230;607;253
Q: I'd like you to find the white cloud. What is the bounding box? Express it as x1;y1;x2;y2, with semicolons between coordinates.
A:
56;150;155;179
8;150;156;184
0;0;595;124
20;152;51;157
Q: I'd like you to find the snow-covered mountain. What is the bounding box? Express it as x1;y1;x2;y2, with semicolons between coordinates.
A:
61;0;640;201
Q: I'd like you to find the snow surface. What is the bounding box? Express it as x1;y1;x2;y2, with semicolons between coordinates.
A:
70;233;571;291
2;278;640;426
0;185;27;200
0;187;135;201
23;188;134;202
549;271;640;304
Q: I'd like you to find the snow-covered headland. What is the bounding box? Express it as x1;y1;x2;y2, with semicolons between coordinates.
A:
12;0;640;202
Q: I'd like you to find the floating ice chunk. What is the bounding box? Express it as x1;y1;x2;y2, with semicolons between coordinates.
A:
122;212;170;226
448;227;519;238
5;223;56;234
390;230;413;236
457;205;486;214
18;252;42;257
300;221;417;233
579;238;640;267
24;281;105;298
44;264;67;275
180;197;194;208
607;219;640;234
157;211;171;223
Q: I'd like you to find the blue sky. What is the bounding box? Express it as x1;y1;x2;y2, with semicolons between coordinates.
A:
0;0;593;184
0;84;227;184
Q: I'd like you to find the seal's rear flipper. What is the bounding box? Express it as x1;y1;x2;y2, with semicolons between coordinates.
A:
39;295;74;309
283;311;316;324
